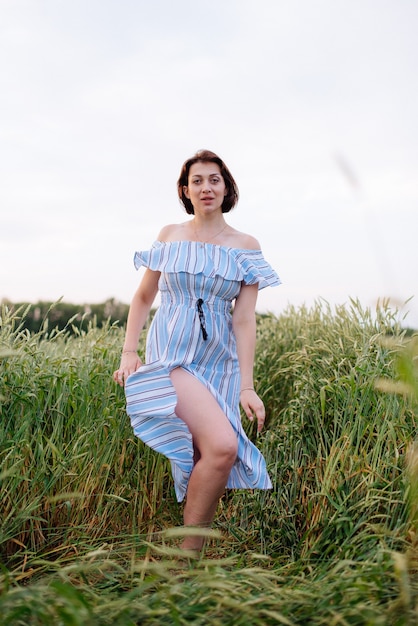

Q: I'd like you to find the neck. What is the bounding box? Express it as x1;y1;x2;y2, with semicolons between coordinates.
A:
192;214;225;228
192;218;228;243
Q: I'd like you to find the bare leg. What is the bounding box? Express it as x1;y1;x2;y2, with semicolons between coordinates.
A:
170;367;238;552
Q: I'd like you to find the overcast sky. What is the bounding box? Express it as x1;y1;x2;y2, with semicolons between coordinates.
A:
1;0;417;326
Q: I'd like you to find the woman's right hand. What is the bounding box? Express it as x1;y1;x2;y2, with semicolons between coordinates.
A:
113;352;143;387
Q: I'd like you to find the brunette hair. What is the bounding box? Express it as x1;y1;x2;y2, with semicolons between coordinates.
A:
177;149;239;214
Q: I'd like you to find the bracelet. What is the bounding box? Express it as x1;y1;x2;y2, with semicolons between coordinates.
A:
122;350;137;354
240;387;255;393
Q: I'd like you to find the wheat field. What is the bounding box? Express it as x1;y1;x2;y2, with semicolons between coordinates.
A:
0;300;417;625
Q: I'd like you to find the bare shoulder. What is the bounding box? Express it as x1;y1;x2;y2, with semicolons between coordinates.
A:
156;222;190;242
226;228;261;250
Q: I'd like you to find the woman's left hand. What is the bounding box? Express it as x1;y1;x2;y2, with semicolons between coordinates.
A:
240;389;266;433
113;352;143;387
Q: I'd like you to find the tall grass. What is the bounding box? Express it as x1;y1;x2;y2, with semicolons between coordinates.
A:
0;305;179;562
0;299;417;624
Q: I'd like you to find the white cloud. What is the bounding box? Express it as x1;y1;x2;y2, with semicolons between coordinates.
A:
0;0;417;325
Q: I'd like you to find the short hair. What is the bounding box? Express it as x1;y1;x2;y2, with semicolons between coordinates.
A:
177;149;239;215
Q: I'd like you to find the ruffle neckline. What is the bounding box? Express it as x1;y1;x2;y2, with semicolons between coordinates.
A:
133;240;281;290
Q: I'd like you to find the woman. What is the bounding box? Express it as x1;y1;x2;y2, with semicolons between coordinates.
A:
113;150;281;553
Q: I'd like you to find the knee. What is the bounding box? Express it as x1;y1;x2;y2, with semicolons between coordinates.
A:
212;437;238;471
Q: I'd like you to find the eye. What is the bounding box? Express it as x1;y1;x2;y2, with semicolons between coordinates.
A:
210;177;220;184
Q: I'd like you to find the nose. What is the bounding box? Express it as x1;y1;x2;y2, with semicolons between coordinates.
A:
202;179;212;193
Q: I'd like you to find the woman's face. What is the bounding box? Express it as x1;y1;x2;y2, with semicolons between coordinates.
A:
184;162;227;215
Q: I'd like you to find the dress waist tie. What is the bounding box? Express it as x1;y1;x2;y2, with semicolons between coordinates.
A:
196;298;208;341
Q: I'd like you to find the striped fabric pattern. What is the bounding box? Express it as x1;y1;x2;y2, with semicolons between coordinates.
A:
124;241;281;502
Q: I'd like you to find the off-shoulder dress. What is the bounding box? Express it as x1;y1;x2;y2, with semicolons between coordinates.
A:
124;240;281;501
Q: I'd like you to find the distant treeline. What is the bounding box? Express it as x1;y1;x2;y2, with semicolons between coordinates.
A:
1;298;131;334
2;298;416;337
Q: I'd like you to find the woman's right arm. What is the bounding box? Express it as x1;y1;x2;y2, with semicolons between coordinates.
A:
113;268;160;386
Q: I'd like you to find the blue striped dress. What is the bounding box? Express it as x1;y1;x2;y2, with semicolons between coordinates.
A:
124;240;281;501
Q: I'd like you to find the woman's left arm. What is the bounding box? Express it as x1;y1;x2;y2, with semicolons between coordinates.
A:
232;283;266;433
